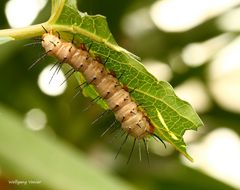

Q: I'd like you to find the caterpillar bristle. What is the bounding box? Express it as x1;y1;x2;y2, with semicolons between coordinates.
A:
64;68;75;77
103;56;110;66
81;95;103;113
101;120;117;137
87;42;93;52
71;34;75;44
91;110;111;126
143;138;150;166
50;60;60;71
26;37;43;48
138;139;142;162
127;138;136;164
71;82;88;101
24;41;42;47
56;31;61;39
49;61;63;84
115;133;129;160
41;25;48;33
28;50;50;70
109;127;124;144
152;133;167;149
60;68;75;86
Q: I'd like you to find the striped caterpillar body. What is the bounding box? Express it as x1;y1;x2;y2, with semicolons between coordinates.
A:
41;31;154;139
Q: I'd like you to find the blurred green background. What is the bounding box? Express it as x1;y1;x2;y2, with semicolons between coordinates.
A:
0;0;240;190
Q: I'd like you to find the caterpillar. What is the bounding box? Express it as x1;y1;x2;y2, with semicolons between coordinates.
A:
40;30;165;162
42;31;155;137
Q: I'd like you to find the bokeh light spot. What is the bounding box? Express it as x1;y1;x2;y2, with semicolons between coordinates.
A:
143;59;172;81
38;65;67;96
5;0;47;28
24;108;47;131
218;7;240;31
121;8;155;37
175;78;211;113
181;128;240;189
208;36;240;113
150;0;240;32
182;33;234;67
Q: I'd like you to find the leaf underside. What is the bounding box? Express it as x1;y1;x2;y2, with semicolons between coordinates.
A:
48;0;203;161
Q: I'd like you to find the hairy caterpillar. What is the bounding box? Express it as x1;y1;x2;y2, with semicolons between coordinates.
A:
42;31;155;139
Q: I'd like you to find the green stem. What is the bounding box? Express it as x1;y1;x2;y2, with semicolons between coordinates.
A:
0;21;126;54
0;23;50;40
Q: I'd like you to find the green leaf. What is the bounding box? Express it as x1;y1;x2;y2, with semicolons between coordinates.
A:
0;105;134;190
0;0;204;161
44;0;203;161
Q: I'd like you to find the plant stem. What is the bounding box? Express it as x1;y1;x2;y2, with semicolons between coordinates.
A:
0;23;49;40
0;22;126;54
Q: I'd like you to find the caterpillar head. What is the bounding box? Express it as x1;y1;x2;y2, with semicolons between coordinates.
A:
42;32;61;55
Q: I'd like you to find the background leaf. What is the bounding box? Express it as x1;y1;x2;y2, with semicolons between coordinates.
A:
0;104;134;190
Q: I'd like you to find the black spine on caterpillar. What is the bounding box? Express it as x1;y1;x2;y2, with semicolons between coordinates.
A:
41;31;154;139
